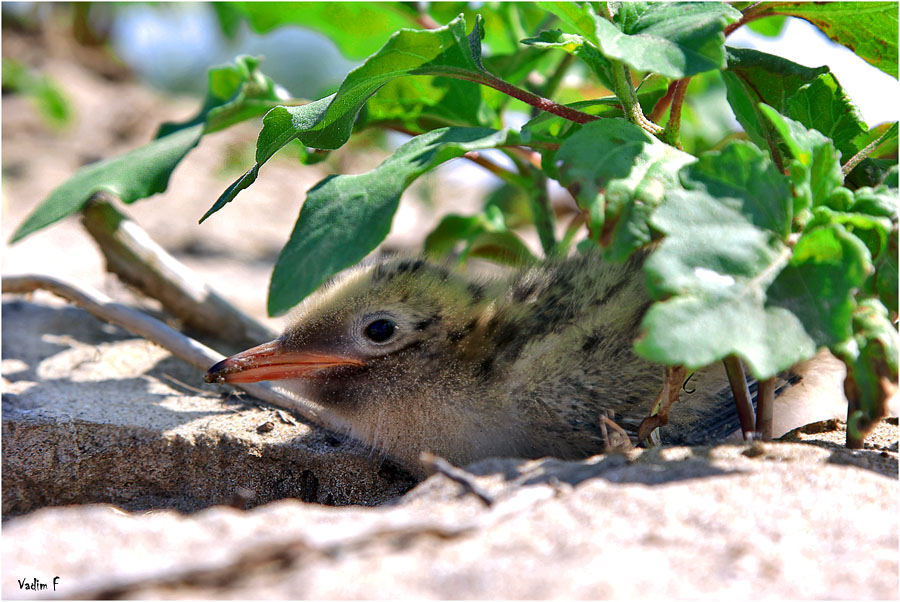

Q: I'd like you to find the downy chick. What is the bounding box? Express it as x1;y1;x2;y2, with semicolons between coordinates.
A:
206;251;747;473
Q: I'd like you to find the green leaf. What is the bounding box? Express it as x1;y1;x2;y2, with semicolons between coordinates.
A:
845;122;899;187
681;141;793;238
723;48;856;154
157;56;288;137
482;183;535;230
212;2;243;38
852;122;899;161
873;232;898;315
427;2;553;57
768;224;872;347
850;179;900;220
267;127;515;315
537;2;602;46
204;14;505;223
784;75;868;163
850;179;899;314
808;206;893;258
635;142;813;378
521;29;614;89
555;120;694;260
1;58;73;128
759;105;843;217
424;205;524;263
424;214;489;258
833;299;899;440
9;125;204;243
467;231;537;267
357;76;498;133
541;0;737;81
749;2;899;78
746;15;788;37
10;56;285;243
723;48;884;183
482;46;556;87
592;2;741;78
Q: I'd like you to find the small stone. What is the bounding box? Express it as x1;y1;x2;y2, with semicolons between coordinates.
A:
257;421;275;434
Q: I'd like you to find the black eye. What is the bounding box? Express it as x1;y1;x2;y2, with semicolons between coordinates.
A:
364;319;396;342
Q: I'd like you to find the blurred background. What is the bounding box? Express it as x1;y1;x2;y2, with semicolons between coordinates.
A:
3;2;897;327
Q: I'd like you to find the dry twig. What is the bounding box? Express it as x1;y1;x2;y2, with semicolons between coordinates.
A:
419;452;495;507
1;274;348;433
81;195;275;348
637;365;688;443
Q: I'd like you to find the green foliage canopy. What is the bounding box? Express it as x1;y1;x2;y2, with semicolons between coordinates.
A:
12;2;899;443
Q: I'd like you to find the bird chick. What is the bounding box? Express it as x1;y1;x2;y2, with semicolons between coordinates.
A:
205;251;738;473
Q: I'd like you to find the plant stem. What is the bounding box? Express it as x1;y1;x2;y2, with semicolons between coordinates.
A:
724;2;768;37
415;11;441;30
531;175;557;257
506;146;544;170
649;80;678;123
842;123;898;176
845;398;865;450
594;3;663;136
504;149;557;256
81;194;276;348
472;71;599;124
610;62;664;136
661;77;691;147
463;151;528;188
723;355;756;439
756;377;775;441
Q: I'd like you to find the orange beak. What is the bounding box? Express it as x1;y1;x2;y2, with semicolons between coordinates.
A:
204;340;364;384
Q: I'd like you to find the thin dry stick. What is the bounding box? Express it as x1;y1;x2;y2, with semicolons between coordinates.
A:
756;377;776;441
723;355;756;439
1;274;348;433
637;365;687;443
81;195;276;348
419;452;495;507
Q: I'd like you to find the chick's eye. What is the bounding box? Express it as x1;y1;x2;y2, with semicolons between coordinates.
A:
364;319;396;343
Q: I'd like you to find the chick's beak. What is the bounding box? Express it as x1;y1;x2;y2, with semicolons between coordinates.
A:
204;340;364;384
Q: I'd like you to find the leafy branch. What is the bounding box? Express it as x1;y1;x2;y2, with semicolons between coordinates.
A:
8;1;898;448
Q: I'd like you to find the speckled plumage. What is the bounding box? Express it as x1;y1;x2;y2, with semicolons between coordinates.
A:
208;250;753;474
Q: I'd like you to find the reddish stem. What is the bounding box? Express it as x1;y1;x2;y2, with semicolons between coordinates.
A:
463;151;523;186
507;146;544;170
650;81;678;123
474;72;600;125
416;12;441;30
724;2;768;37
661;77;691;147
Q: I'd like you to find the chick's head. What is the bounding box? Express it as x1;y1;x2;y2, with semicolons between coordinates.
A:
207;257;496;417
